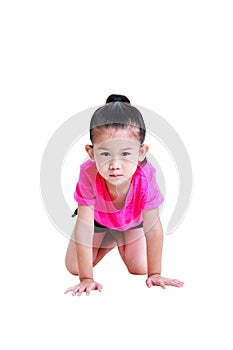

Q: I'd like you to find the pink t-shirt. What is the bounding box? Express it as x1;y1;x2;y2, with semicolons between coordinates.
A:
74;160;164;231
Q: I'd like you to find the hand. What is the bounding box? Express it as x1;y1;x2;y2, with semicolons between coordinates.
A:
146;274;184;289
64;279;103;296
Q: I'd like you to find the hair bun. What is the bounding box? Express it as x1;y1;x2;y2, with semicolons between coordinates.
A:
106;94;130;104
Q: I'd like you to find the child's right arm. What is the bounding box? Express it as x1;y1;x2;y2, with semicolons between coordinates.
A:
65;205;103;296
75;205;95;280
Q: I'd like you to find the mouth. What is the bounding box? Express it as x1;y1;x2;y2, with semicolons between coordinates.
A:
109;174;123;177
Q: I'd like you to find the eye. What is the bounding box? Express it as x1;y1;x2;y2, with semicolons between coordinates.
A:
122;152;131;156
100;152;111;157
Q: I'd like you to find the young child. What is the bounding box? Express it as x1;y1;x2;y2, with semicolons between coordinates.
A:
65;94;184;296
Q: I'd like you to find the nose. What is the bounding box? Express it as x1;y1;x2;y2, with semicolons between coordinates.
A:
109;158;121;170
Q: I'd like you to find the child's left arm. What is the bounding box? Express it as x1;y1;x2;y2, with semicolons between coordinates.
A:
143;208;184;289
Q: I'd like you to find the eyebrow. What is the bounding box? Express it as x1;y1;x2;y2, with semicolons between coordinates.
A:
97;147;134;151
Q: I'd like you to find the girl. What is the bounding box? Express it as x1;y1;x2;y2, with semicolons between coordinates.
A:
65;95;184;296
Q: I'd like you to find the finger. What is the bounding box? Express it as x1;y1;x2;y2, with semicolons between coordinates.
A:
77;287;85;296
64;286;75;294
164;280;174;285
173;281;184;288
168;280;183;288
72;288;80;296
176;280;184;286
157;279;166;289
64;289;72;294
170;281;178;286
173;279;184;286
174;281;184;287
96;283;103;292
86;286;93;296
146;278;152;288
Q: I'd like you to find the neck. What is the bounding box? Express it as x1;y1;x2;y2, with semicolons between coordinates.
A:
105;178;132;198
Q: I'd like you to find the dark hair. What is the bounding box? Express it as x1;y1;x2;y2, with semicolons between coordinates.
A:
90;94;146;144
106;94;131;104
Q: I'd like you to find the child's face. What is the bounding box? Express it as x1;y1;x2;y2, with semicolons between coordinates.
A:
86;128;148;186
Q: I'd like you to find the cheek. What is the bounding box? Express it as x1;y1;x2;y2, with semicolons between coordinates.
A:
122;161;138;174
122;156;139;167
95;159;109;173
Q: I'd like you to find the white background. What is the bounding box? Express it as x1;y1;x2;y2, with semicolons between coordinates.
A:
1;1;233;349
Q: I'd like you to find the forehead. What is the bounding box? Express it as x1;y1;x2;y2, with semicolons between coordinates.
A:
93;128;140;148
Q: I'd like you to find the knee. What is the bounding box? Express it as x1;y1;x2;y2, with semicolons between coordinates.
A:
128;268;146;275
127;263;147;275
65;256;79;276
65;265;79;276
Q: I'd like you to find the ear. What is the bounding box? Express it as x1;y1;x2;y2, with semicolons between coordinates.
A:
85;145;95;161
139;144;149;161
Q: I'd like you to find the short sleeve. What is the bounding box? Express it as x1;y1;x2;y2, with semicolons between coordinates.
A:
74;165;96;206
143;167;164;210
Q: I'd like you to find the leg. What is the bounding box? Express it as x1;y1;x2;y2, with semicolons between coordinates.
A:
117;228;147;275
93;231;117;266
65;230;116;275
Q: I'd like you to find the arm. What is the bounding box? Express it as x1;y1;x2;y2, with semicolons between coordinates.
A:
143;208;184;289
143;208;163;276
65;205;103;296
74;204;94;281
